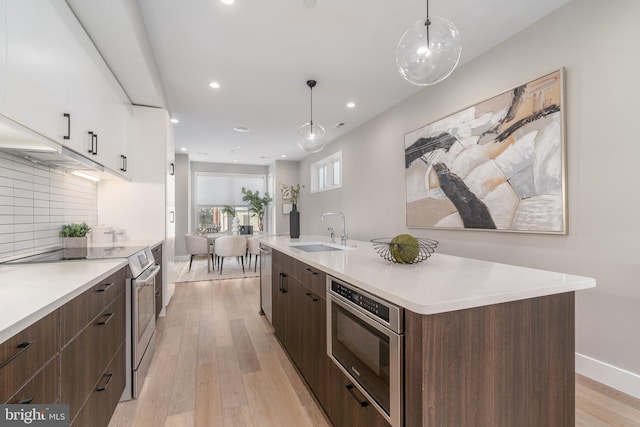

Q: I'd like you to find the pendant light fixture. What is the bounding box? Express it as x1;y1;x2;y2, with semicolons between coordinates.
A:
298;79;327;153
396;0;462;86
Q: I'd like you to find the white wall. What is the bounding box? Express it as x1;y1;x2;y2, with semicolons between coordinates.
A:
298;0;640;397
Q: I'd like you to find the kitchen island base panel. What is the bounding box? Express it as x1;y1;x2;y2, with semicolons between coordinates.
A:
405;291;575;427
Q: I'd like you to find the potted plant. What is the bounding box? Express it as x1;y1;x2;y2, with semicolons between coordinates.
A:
280;183;304;238
241;187;272;232
59;223;91;248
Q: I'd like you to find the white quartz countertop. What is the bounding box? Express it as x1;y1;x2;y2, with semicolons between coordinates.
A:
259;235;596;315
0;259;128;343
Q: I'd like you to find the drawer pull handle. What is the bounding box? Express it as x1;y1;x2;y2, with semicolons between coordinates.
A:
0;341;33;369
96;313;114;325
305;268;318;276
96;372;113;392
95;282;114;293
155;291;161;297
345;384;369;407
305;292;319;302
18;397;33;404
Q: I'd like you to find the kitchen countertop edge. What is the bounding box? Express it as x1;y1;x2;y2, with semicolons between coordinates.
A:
259;235;596;315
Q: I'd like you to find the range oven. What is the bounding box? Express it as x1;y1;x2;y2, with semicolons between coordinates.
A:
126;247;160;399
327;275;404;427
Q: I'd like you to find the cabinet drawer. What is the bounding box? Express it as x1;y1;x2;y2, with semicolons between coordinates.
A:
299;264;326;297
0;310;58;402
71;343;125;427
61;268;125;345
5;356;59;405
61;291;125;420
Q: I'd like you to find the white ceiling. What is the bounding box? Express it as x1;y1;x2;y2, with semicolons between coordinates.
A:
70;0;571;165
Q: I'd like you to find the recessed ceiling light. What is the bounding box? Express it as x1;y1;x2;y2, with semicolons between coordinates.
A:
233;126;250;133
209;81;221;89
346;102;355;108
196;152;209;156
170;118;179;124
281;154;287;158
220;0;234;4
233;159;238;163
180;147;187;151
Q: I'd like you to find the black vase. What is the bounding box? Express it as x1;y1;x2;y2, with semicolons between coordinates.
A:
290;204;300;238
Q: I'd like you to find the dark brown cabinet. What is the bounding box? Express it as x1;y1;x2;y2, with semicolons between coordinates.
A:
60;268;127;427
151;244;163;319
271;250;335;420
328;362;390;427
1;310;59;404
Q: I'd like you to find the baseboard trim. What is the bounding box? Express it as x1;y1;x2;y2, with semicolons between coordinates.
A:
576;352;640;399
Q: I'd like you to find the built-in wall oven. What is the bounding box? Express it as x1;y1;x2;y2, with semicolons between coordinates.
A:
327;275;404;427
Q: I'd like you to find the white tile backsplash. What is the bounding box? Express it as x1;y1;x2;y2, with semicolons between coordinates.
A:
0;151;98;259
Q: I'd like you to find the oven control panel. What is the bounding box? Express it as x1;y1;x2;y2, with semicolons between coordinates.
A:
331;281;390;322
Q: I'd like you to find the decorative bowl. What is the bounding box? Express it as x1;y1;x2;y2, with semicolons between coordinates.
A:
370;237;438;264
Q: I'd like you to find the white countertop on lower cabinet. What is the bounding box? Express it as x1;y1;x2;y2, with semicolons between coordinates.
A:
259;235;596;315
0;259;128;343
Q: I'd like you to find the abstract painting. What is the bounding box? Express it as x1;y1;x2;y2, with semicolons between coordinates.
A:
405;69;566;233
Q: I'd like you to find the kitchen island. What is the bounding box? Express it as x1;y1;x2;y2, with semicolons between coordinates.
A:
259;235;596;427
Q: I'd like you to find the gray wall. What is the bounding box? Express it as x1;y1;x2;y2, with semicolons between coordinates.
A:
174;153;190;256
297;0;640;394
270;160;299;234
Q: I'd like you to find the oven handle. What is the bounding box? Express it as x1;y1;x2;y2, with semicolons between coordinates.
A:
136;265;161;287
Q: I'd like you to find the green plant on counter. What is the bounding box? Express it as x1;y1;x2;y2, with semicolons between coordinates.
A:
241;187;272;231
59;223;91;237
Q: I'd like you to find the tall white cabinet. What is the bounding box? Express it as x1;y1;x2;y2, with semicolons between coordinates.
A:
0;0;131;179
98;106;176;309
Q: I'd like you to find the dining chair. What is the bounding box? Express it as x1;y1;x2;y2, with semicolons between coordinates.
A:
214;235;247;274
247;237;260;272
184;234;213;272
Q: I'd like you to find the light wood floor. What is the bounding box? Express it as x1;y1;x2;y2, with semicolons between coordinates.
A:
109;278;640;427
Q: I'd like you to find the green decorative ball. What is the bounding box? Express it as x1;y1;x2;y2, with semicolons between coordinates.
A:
390;234;420;263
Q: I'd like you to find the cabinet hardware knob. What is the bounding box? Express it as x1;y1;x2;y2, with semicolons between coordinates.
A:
96;372;113;392
88;131;94;154
95;282;114;293
96;312;114;325
63;113;71;140
345;384;369;407
305;292;319;302
0;341;33;370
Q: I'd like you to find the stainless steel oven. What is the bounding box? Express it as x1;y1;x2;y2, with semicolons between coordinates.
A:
126;247;160;399
327;275;404;427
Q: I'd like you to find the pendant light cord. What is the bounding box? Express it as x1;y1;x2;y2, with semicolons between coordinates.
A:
425;0;431;47
310;85;314;133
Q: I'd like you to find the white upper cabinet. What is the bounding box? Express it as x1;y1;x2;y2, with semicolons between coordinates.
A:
2;0;131;178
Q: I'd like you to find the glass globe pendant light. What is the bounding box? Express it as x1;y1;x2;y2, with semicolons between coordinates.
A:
298;79;327;153
396;0;462;86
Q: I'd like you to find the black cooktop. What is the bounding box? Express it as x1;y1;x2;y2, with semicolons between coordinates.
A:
2;246;148;264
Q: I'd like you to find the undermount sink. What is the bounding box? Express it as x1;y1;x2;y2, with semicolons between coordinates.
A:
289;242;356;252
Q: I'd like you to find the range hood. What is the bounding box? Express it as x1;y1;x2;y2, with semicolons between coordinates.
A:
0;113;107;177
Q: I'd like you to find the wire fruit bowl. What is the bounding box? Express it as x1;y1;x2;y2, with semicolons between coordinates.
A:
371;237;438;264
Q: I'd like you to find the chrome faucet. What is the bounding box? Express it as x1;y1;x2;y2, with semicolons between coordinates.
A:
321;212;347;245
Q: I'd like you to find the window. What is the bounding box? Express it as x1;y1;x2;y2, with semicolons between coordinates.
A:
311;151;342;193
193;172;267;232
